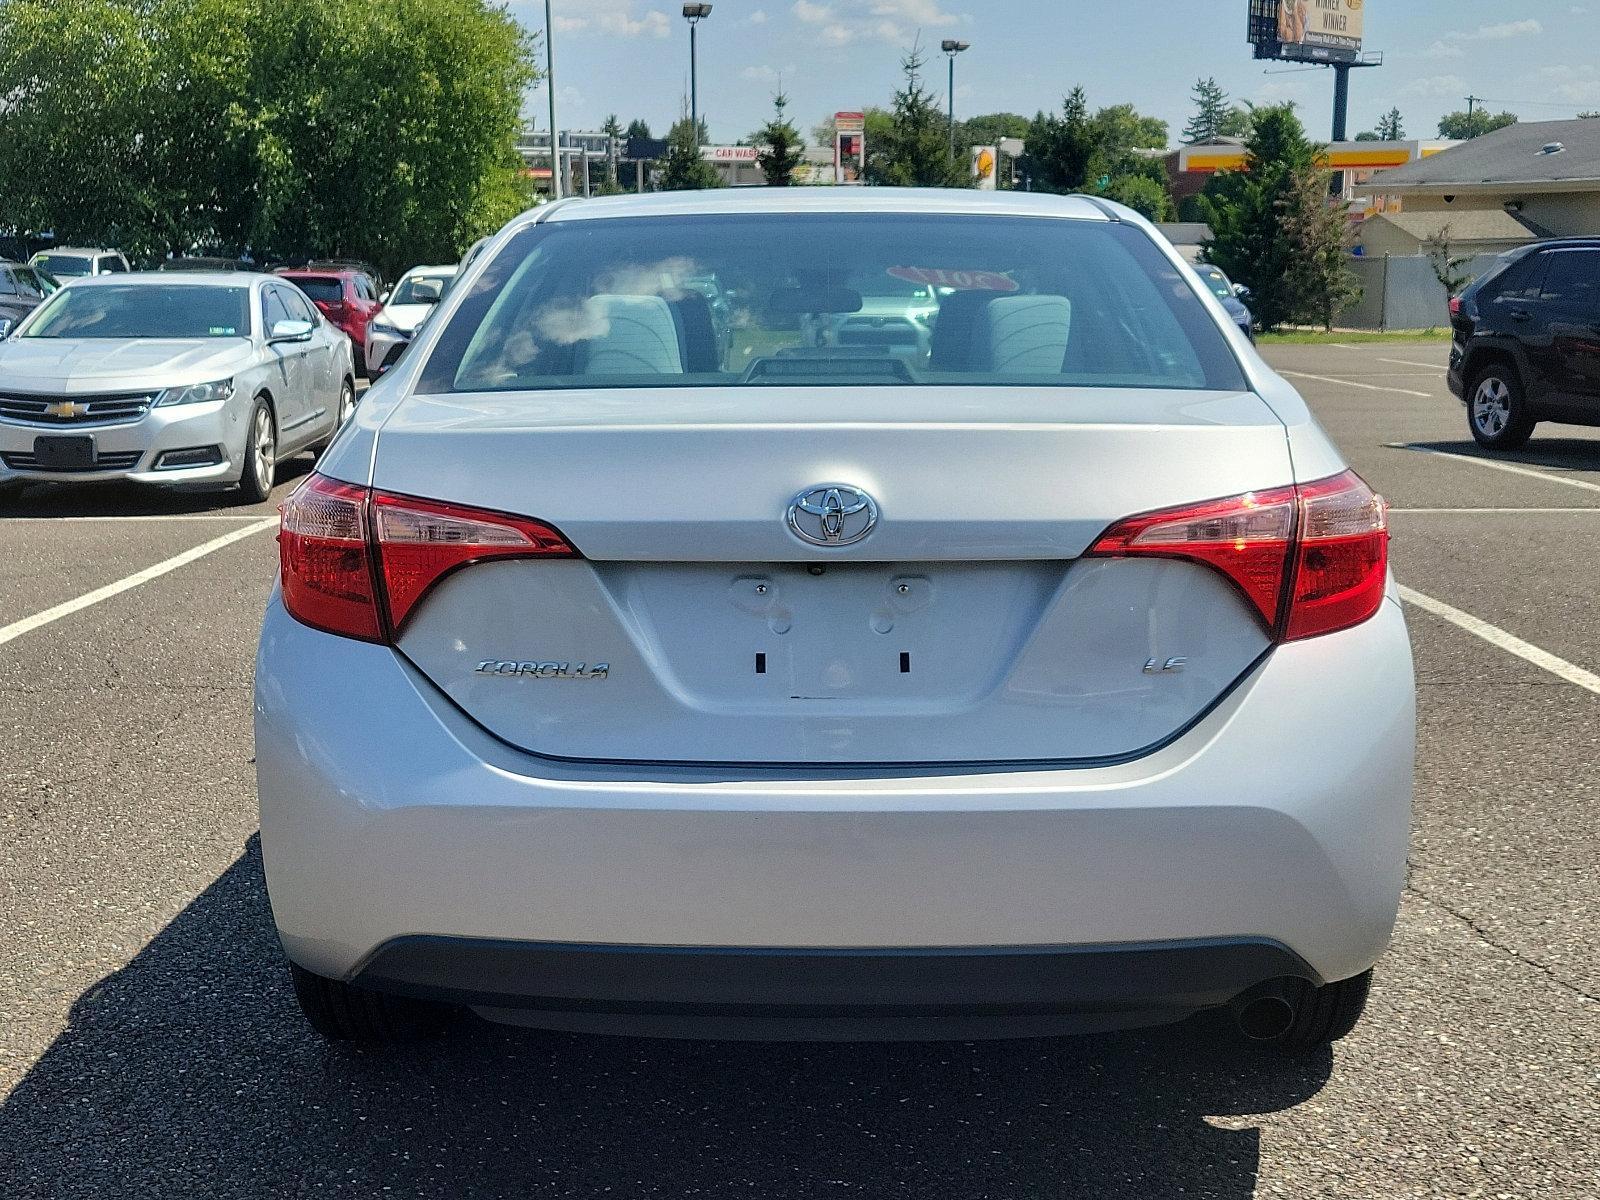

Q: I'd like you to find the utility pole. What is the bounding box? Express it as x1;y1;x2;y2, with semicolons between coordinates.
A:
544;0;560;200
1466;95;1482;119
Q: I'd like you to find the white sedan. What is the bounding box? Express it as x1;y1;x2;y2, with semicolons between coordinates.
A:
364;265;458;377
0;273;356;503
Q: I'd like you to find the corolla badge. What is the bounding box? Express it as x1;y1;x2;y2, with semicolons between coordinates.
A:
787;485;879;547
476;660;609;679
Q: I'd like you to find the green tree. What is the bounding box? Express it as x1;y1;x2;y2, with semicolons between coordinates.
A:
754;90;805;186
867;44;964;187
1218;105;1253;139
658;114;721;190
1203;104;1356;331
1183;77;1230;144
1423;226;1474;298
1438;109;1518;139
596;114;626;194
1102;174;1174;221
1377;107;1405;140
955;111;1029;187
1024;88;1097;192
625;118;653;140
0;0;535;275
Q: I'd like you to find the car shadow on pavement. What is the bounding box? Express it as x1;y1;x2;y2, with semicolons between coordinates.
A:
0;839;1332;1200
1405;438;1600;473
1;458;313;518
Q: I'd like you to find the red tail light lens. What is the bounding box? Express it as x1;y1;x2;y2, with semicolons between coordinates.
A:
1448;295;1462;317
370;491;575;629
278;475;384;642
278;473;576;641
1087;470;1387;642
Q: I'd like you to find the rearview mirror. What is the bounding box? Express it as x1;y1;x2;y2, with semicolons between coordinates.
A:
767;286;863;316
270;318;314;343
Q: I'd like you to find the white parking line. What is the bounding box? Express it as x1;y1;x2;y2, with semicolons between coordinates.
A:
1387;443;1600;495
0;514;270;523
1377;358;1444;370
0;517;277;648
1279;370;1434;398
1391;507;1600;514
1400;585;1600;697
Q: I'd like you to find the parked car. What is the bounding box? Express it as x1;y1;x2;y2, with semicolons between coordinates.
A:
1448;237;1600;450
0;261;55;339
259;190;1412;1052
0;273;356;503
278;267;382;374
1193;263;1255;341
29;247;130;278
364;264;458;377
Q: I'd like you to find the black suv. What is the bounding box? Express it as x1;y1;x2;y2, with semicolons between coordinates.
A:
1449;238;1600;450
0;260;55;339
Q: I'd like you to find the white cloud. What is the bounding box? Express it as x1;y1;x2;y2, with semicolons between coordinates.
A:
1470;19;1542;39
552;1;670;39
1400;74;1467;99
795;0;959;45
747;9;768;22
1422;40;1464;59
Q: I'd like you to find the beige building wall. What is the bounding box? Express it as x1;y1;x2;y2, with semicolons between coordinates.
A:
1382;190;1600;235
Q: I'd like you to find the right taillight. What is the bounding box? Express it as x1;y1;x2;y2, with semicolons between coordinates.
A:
1448;295;1463;318
278;472;576;642
1086;469;1388;643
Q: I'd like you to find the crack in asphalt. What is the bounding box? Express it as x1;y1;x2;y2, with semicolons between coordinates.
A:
1404;882;1600;1004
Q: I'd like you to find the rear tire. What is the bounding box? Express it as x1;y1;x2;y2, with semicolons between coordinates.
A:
288;961;456;1044
1468;362;1534;450
1268;969;1373;1052
235;397;276;504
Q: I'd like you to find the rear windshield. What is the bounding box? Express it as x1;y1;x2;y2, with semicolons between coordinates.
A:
420;214;1246;394
21;284;251;339
284;275;344;304
392;273;452;305
31;254;92;277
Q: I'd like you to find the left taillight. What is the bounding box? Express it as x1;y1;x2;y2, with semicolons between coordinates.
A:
278;472;576;642
1085;469;1388;643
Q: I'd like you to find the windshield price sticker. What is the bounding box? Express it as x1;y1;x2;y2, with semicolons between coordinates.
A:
887;266;1018;292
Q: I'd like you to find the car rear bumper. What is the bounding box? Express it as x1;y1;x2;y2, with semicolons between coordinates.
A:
256;592;1414;1031
0;400;248;487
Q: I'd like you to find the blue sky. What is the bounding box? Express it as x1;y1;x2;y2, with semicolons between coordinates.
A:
508;0;1600;145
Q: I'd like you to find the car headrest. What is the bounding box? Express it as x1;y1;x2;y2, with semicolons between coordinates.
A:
577;294;684;376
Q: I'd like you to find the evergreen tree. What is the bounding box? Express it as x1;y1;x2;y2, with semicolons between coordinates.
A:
1377;107;1405;140
1203;104;1355;331
625;118;653;140
754;90;805;186
1024;88;1098;193
867;44;963;187
1183;77;1232;144
596;113;625;194
658;114;720;190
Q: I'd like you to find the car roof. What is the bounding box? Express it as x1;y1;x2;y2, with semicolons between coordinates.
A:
522;188;1115;228
277;267;359;278
67;271;267;287
35;247;119;256
399;264;459;277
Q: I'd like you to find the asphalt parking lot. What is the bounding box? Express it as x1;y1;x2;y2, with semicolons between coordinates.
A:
2;343;1597;1198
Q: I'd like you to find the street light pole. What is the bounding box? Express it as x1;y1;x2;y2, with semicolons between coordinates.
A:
941;40;969;165
544;0;560;200
683;4;713;140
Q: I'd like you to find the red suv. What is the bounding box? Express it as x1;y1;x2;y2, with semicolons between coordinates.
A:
276;267;383;374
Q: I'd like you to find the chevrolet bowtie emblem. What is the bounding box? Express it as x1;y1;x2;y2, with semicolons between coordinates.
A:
45;400;88;419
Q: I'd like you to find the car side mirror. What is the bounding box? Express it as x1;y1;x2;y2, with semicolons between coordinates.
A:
1233;283;1250;300
0;318;13;340
270;318;315;343
379;291;390;304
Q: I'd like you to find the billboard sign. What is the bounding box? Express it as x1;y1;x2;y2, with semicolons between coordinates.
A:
1249;0;1364;62
834;111;866;185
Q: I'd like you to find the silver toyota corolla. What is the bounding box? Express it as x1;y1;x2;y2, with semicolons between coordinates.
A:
0;273;357;503
256;190;1414;1051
